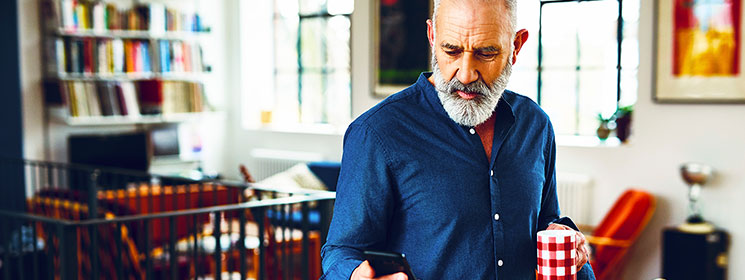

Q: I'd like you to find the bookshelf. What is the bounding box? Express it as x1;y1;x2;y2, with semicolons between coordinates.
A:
39;0;221;175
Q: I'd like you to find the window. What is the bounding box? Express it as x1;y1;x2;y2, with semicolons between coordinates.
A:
241;0;353;129
509;0;639;137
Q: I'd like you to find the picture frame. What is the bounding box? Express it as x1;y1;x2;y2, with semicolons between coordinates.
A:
654;0;745;103
373;0;432;97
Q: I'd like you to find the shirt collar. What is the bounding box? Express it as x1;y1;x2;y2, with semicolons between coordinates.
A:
415;72;515;128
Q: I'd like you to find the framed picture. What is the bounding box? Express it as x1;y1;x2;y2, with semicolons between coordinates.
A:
374;0;432;97
654;0;745;103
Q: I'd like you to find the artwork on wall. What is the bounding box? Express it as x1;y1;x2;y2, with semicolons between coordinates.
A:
374;0;431;97
655;0;745;103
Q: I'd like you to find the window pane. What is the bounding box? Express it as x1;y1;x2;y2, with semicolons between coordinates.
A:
300;0;326;15
508;68;538;102
274;72;299;124
328;0;353;15
620;69;638;107
327;16;350;69
325;71;351;125
540;70;578;135
577;69;618;136
300;18;327;70
622;0;640;23
621;37;639;69
300;73;324;123
577;1;618;68
541;3;578;68
275;17;299;71
276;0;299;18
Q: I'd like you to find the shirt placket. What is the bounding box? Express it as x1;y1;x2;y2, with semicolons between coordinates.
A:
488;108;515;278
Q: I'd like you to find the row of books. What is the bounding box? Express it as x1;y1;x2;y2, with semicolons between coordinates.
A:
55;0;208;33
47;80;206;118
49;37;205;75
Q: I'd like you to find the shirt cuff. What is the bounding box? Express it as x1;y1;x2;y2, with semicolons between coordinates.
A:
320;258;363;280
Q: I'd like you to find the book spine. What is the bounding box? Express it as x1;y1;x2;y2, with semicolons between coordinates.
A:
112;39;124;73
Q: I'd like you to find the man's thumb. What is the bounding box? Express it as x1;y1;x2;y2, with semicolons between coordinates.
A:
357;260;376;278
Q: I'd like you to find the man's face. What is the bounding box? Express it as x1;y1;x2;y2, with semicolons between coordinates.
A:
427;0;528;127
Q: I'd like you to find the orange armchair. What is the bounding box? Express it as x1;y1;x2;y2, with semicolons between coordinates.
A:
586;189;656;280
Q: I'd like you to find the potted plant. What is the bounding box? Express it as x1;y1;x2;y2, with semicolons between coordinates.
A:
615;105;633;143
596;113;614;140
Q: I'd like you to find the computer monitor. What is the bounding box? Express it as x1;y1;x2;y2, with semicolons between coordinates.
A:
69;132;150;172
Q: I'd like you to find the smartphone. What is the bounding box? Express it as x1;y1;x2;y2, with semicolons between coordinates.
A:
363;250;417;280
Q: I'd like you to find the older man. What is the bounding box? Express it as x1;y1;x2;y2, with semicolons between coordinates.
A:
321;0;595;279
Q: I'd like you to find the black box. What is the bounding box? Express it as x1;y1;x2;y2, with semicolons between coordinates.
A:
662;227;729;280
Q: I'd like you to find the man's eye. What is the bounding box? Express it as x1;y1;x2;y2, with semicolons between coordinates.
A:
479;53;498;60
445;50;460;56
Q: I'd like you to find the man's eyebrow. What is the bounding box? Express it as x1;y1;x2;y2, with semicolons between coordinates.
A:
440;42;463;50
474;46;499;53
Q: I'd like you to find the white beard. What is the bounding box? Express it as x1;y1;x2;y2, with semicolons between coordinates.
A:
432;54;513;127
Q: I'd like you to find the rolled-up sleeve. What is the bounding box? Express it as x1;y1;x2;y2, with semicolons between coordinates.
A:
321;123;397;279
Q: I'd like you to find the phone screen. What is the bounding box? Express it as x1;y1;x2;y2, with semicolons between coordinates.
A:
363;250;417;280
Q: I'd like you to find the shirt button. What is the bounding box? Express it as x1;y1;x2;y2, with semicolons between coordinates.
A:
494;213;500;221
498;259;504;267
469;128;476;134
490;170;494;176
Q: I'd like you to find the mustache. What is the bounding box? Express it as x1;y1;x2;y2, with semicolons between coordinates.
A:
442;76;493;97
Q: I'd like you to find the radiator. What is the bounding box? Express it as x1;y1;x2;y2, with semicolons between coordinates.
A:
556;173;593;227
249;149;325;181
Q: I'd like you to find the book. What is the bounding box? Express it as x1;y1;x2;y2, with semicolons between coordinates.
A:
69;38;80;73
92;2;106;32
97;82;113;116
112;39;124;73
97;40;108;74
61;0;76;31
149;3;166;34
124;40;134;72
67;82;79;117
139;79;162;114
159;41;170;72
106;82;122;116
85;82;102;116
82;38;93;74
119;81;141;116
72;81;89;117
141;41;151;72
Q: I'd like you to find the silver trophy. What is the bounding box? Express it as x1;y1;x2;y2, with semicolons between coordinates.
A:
680;163;713;224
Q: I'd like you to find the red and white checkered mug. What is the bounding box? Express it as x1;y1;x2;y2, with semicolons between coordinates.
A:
537;230;577;280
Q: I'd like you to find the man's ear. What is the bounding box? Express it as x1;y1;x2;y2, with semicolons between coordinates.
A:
511;29;529;65
426;19;435;48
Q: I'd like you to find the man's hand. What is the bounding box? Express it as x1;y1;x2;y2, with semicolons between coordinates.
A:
546;223;590;271
351;260;408;280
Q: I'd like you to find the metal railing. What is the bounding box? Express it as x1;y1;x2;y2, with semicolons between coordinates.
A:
0;158;335;280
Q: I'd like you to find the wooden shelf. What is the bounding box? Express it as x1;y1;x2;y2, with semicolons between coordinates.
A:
49;110;225;126
54;29;210;41
54;72;210;82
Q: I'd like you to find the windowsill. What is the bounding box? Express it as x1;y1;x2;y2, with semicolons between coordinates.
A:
556;135;625;148
242;122;349;136
244;123;628;148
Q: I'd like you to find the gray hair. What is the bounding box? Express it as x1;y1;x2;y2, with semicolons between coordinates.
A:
431;0;517;36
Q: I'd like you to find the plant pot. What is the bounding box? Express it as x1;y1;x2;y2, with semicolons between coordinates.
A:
616;114;632;142
597;123;611;140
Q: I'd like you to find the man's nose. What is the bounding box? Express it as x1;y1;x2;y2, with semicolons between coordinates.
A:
456;53;479;85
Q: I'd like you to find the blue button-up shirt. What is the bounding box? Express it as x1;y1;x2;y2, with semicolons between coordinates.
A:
321;73;594;279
